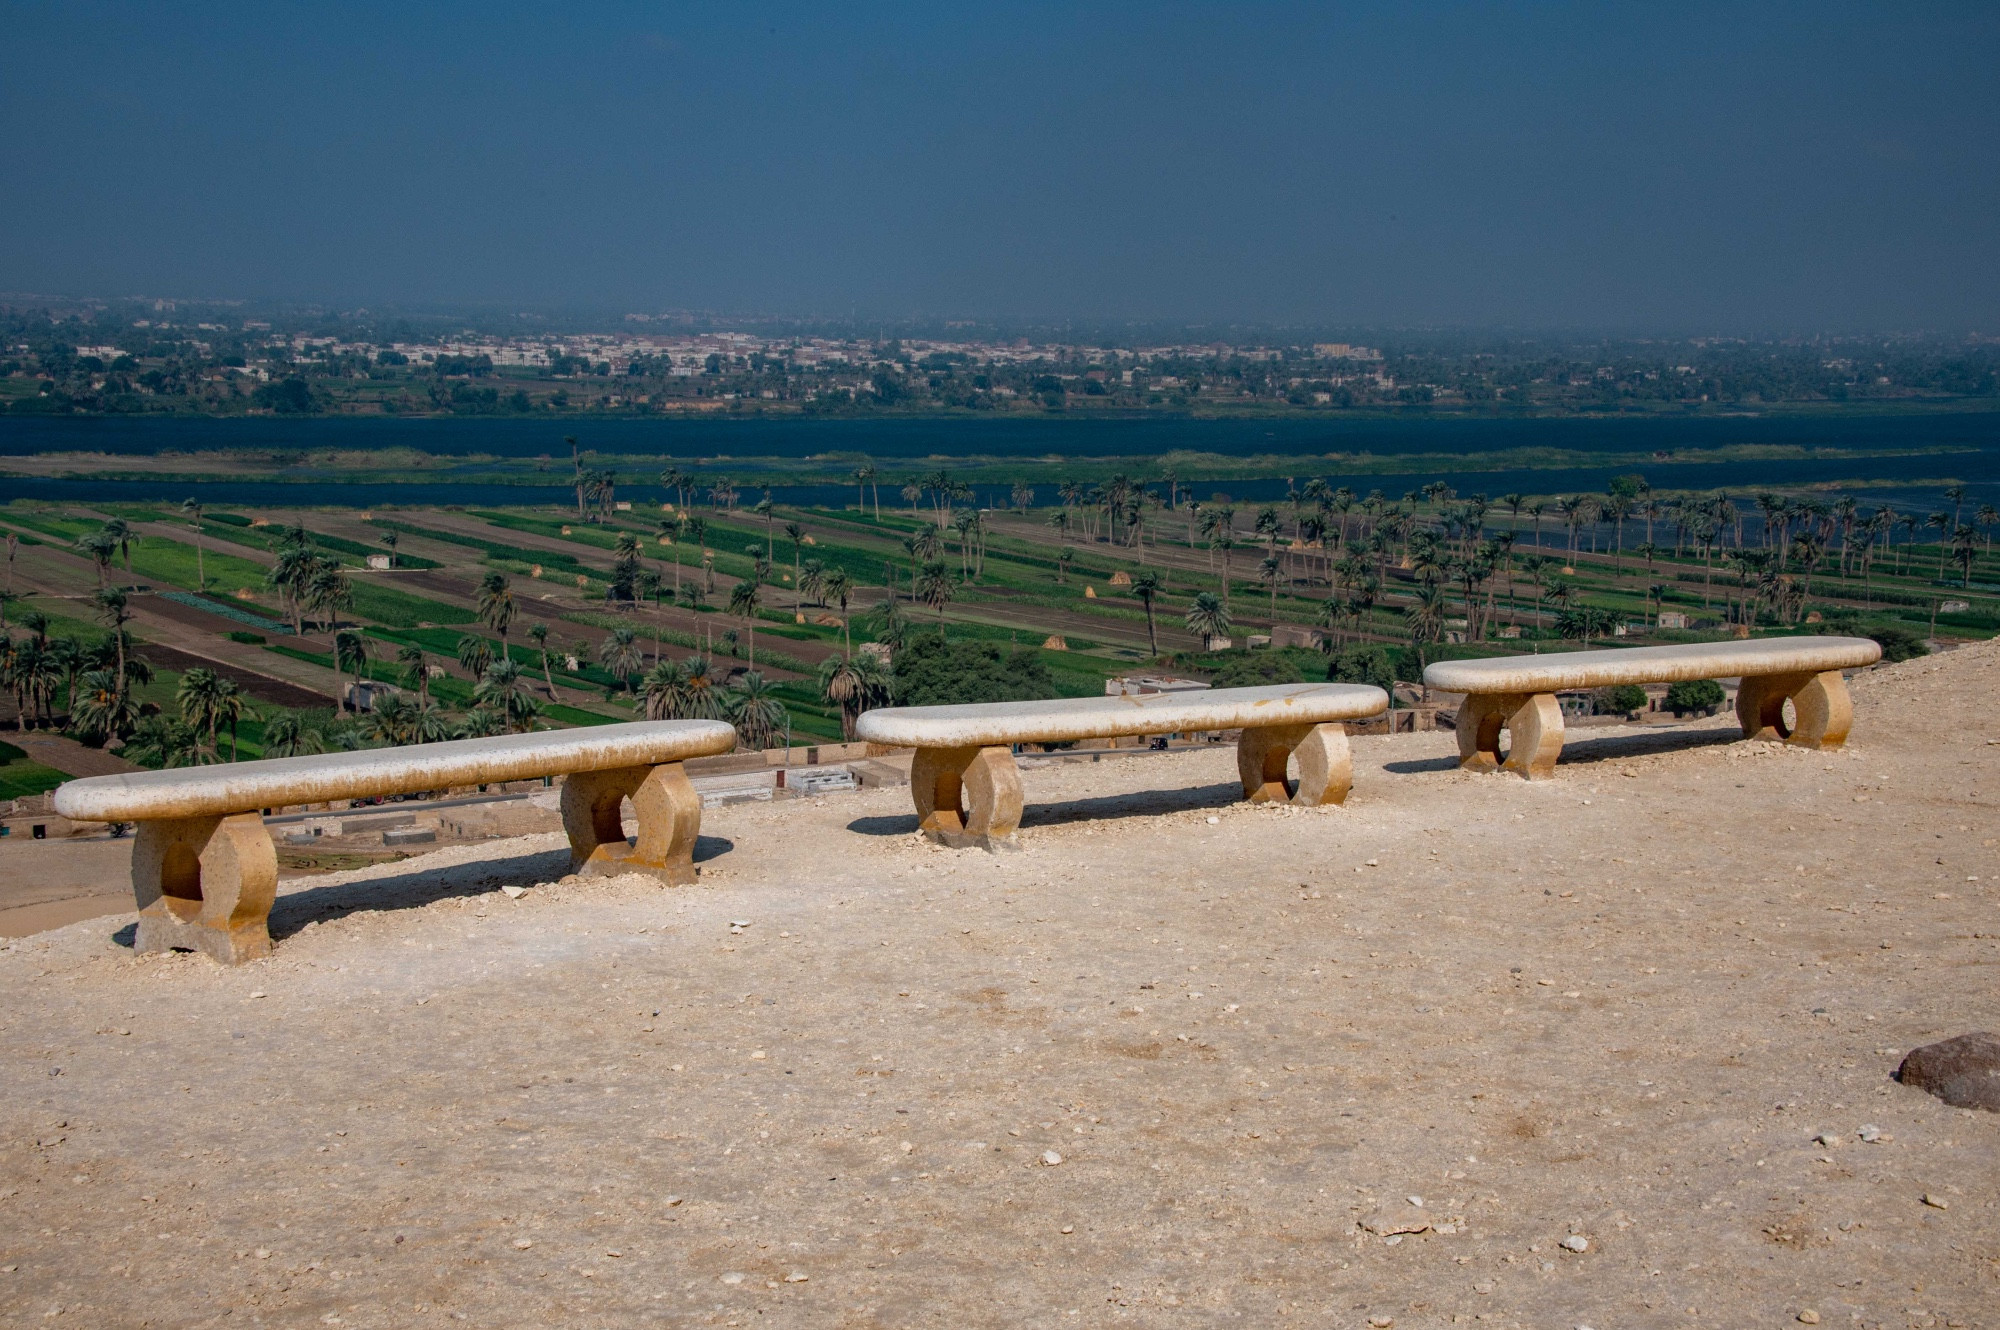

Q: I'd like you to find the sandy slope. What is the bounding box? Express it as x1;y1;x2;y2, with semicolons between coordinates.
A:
1;644;1996;1328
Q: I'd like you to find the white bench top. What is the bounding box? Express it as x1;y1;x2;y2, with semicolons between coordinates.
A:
854;683;1387;749
1422;636;1881;696
53;720;737;823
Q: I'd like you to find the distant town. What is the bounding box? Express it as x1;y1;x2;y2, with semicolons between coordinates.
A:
2;297;1997;418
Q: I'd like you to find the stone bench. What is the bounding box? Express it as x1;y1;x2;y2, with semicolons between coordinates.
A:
853;683;1388;849
1421;636;1882;780
51;720;737;964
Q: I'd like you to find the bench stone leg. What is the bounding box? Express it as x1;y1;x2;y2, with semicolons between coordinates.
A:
562;762;702;885
1456;692;1564;780
130;813;277;965
1736;669;1854;749
1238;722;1353;806
910;745;1023;850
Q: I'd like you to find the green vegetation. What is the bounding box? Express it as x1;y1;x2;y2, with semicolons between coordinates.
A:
891;635;1060;707
1663;679;1726;716
0;741;65;800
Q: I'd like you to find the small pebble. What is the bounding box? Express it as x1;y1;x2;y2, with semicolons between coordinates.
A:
1560;1235;1589;1253
1857;1125;1882;1143
1921;1193;1949;1209
1798;1311;1821;1325
1041;1150;1064;1166
512;1239;533;1250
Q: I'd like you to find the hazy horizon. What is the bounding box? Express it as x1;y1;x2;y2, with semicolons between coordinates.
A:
5;3;1997;332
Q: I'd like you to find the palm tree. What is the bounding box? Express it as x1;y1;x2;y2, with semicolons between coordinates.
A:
181;498;206;590
334;629;369;714
379;530;399;568
725;670;788;750
823;567;854;654
305;562;352;633
914;560;953;634
177;667;229;756
679;654;723;719
368;692;416;746
266;546;317;636
1404;584;1447;667
818;653;892;740
1184;592;1230;650
70;669;140;744
727;579;762;666
855;463;880;518
641;658;687;720
1927;511;1953;576
568;434;585;518
76;529;117;589
527;622;557;698
397;643;431;707
784;522;806;596
1130;570;1163;655
1950;524;1979;588
102;518;136;581
455;705;507;740
1259;553;1284;622
213;679;254;760
91;588;132;699
261;710;327;758
456;635;493;680
799;558;826;608
599;626;645;692
477;572;515;658
123;714;210;768
474;658;541;733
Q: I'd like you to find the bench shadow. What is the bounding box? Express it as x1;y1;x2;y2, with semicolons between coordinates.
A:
263;834;735;942
1382;725;1741;775
846;782;1244;838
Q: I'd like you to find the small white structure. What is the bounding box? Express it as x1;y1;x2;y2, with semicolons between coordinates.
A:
366;553;393;570
344;680;399;712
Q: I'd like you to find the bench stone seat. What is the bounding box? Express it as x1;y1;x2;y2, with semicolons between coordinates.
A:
855;683;1387;848
1421;635;1881;779
53;720;737;963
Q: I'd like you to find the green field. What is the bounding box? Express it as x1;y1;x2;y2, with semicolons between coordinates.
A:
0;741;66;800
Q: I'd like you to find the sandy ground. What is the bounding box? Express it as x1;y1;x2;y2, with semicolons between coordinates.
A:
0;645;1996;1329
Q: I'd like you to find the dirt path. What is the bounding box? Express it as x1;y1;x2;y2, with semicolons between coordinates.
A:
0;645;1994;1327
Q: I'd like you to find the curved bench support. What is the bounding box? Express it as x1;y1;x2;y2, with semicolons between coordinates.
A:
1455;692;1565;781
1736;669;1854;749
562;762;704;884
130;812;278;965
1238;722;1353;806
910;745;1023;850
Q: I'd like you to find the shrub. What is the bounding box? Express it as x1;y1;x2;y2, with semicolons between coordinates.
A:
225;630;266;645
1204;650;1305;689
892;635;1058;707
1592;683;1648;716
1664;678;1725;717
1868;624;1929;664
1325;644;1396;695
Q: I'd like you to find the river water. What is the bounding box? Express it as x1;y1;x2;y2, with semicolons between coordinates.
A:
3;412;1997;515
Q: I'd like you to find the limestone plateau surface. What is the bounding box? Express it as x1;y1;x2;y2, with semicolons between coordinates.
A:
1;641;1996;1327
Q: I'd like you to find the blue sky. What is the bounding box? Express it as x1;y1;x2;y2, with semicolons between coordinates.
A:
4;2;1996;330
